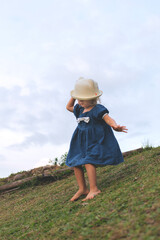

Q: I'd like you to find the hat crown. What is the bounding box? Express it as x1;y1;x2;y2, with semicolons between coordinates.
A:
71;77;102;100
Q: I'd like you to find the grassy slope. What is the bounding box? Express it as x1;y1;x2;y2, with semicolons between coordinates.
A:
0;147;160;240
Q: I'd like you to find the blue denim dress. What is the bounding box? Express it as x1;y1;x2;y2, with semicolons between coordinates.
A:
66;104;124;167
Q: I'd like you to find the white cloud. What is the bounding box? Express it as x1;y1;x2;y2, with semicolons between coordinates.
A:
0;73;26;89
65;57;91;74
20;87;31;96
0;129;30;148
146;15;160;29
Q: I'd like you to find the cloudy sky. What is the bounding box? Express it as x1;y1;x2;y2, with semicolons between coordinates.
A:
0;0;160;178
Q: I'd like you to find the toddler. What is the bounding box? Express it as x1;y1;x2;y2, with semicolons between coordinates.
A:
66;77;127;201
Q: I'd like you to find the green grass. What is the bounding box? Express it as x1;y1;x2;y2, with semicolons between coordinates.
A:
0;147;160;240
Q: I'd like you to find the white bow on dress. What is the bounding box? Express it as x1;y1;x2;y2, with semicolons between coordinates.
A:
76;117;90;124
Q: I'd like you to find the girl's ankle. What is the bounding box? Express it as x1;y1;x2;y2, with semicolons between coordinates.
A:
89;187;100;192
79;188;89;192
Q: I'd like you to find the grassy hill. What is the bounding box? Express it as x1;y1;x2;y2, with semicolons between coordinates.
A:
0;147;160;240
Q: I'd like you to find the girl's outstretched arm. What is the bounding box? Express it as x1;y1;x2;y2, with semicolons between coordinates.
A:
66;97;76;112
103;114;128;133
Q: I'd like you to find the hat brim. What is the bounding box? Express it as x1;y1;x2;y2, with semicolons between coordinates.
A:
71;90;103;100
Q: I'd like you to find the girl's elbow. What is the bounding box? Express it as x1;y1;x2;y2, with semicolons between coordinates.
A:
66;106;73;112
66;106;70;111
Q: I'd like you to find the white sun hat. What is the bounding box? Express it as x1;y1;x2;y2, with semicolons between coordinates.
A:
71;77;103;100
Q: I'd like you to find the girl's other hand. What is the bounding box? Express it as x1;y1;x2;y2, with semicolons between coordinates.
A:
112;125;128;133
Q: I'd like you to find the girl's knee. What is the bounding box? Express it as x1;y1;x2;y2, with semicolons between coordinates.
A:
85;163;96;168
74;165;83;171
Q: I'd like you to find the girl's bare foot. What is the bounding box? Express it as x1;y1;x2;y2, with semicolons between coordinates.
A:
82;190;101;201
70;189;89;201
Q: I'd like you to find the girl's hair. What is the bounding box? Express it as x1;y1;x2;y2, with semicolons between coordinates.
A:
90;97;101;106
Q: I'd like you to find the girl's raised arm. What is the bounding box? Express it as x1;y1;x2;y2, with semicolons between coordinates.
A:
66;97;76;112
103;114;128;133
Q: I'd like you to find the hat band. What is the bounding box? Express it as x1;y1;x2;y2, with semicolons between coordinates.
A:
71;90;103;100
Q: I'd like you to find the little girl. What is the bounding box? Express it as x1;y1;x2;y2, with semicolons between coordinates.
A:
66;77;127;201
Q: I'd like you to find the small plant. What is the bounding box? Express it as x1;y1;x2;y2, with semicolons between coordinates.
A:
59;152;68;166
142;139;153;150
48;153;68;166
48;157;58;165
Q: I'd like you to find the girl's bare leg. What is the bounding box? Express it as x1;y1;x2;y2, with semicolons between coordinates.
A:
70;166;89;201
82;164;101;201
